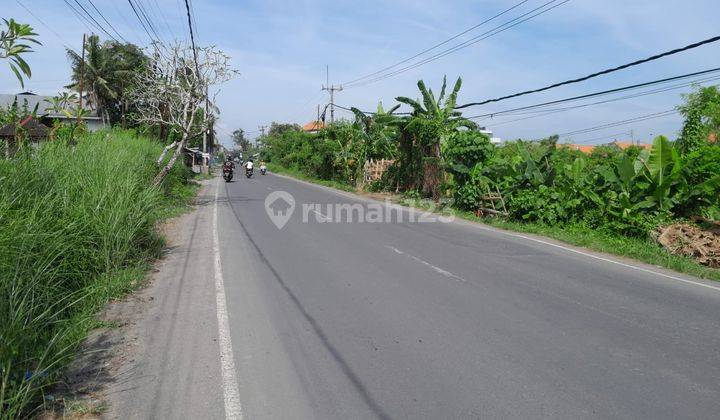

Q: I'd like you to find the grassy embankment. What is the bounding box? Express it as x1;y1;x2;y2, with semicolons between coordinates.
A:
0;129;198;418
268;164;720;282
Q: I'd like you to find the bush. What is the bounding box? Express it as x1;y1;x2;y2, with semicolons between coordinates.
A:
0;129;191;417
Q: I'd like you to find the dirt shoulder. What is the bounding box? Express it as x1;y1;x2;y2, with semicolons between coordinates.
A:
41;178;223;419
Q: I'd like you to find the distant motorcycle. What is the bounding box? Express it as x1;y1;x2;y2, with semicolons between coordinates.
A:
222;164;234;182
260;165;267;175
245;167;253;178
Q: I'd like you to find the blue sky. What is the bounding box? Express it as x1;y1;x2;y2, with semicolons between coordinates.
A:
3;0;720;148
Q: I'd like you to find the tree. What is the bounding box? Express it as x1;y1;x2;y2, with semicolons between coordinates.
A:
232;128;250;151
268;122;301;137
678;85;720;154
129;42;237;185
395;76;476;199
67;35;147;125
0;19;40;88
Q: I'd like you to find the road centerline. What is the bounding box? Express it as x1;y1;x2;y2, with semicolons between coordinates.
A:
385;245;466;283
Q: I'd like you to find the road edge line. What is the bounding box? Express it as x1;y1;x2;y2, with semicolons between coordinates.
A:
270;172;720;292
213;176;244;419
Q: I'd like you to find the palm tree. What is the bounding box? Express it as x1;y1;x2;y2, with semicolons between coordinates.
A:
66;35;146;125
0;19;40;88
395;76;476;199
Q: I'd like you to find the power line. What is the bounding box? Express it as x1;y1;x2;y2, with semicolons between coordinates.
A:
15;0;74;49
557;109;678;138
467;67;720;120
127;0;158;44
456;34;720;109
344;0;569;89
342;0;533;86
85;0;129;42
183;0;201;77
62;0;98;33
133;0;164;43
70;0;119;41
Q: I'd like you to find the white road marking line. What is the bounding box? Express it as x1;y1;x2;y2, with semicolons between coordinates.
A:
385;245;466;283
275;173;720;292
467;224;720;292
213;178;244;419
311;208;331;222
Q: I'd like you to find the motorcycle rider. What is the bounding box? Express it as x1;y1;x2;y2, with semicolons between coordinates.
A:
245;158;254;171
259;160;267;174
224;156;235;170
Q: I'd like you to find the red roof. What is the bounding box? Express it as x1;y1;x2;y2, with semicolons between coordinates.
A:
302;121;324;132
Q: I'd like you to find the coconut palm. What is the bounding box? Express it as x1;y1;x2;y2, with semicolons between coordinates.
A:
66;35;146;125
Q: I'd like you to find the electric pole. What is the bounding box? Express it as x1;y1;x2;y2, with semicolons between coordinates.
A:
202;84;209;172
77;33;86;126
321;65;342;124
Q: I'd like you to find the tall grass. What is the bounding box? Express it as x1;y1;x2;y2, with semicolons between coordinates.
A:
0;129;193;417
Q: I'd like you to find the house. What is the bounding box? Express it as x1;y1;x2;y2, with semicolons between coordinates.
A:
562;140;651;154
0;115;50;157
0;92;106;132
302;120;324;133
479;127;503;145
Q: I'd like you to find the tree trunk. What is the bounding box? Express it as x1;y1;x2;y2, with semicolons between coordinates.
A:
156;140;179;165
153;137;186;186
422;142;442;201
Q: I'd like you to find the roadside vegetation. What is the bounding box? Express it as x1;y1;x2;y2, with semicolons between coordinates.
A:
0;19;236;417
0;129;196;417
258;78;720;277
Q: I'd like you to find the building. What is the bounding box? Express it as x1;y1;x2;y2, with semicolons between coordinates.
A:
479;127;502;145
0;92;106;131
302;120;324;133
562;140;651;154
0;115;50;157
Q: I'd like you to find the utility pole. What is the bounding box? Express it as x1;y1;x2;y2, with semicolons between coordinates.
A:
77;33;86;126
321;65;342;124
202;84;209;172
630;129;635;145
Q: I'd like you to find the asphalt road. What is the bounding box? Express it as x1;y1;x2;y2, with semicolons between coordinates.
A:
111;172;720;419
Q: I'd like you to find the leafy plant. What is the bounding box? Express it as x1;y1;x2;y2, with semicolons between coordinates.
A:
0;19;40;88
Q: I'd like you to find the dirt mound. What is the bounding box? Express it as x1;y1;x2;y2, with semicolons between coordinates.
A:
654;222;720;268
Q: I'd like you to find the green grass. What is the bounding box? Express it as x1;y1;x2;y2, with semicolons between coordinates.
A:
267;163;356;192
0;129;197;418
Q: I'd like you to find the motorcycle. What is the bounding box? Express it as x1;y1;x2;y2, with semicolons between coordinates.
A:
260;165;267;175
222;165;234;182
245;167;254;178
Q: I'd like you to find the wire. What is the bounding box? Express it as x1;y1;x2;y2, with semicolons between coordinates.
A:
557;109;678;138
15;0;74;48
134;0;164;43
468;67;720;119
342;0;533;86
566;131;632;145
70;0;119;41
127;0;158;44
183;0;202;81
344;0;569;89
85;0;129;42
456;34;720;109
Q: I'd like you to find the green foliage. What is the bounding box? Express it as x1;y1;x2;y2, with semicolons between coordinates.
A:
0;19;40;88
0;129;195;417
443;130;494;209
677;85;720;154
66;35;148;125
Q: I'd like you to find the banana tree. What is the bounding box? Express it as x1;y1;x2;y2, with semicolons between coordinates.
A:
0;19;40;88
395;76;477;199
